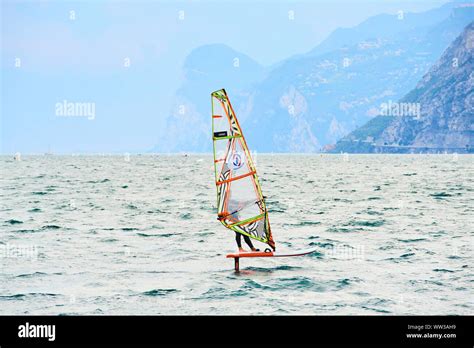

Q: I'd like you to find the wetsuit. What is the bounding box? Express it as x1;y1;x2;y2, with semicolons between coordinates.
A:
235;232;255;249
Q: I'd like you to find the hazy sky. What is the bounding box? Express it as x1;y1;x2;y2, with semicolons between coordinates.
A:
1;0;449;153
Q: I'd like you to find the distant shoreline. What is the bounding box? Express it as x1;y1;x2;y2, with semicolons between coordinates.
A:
2;152;473;157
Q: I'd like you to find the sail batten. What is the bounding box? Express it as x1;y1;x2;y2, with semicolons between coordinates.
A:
211;88;276;250
213;135;242;141
216;171;256;185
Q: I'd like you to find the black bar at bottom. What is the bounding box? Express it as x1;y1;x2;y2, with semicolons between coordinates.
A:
0;315;472;346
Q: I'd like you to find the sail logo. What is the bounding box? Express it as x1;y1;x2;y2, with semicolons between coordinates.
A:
231;153;244;170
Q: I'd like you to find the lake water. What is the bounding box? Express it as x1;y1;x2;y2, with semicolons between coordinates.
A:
0;154;472;314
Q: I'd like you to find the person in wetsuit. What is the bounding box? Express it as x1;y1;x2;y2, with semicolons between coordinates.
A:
235;232;259;253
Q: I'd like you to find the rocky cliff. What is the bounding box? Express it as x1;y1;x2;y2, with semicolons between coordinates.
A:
333;20;474;153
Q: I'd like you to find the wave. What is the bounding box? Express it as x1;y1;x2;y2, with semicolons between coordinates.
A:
366;210;383;216
179;212;192;220
42;225;61;230
200;287;236;299
397;238;427;243
244;265;302;273
101;238;118;242
430;192;453;199
13;229;37;233
309;241;333;248
146;209;166;214
16;272;62;278
137;232;174;238
360;298;394;313
307;251;324;259
348;220;385;227
0;293;60;300
270;276;316;290
87;179;110;184
141;289;178;297
297;221;321;226
327;227;365;233
5;219;23;224
384;252;416;262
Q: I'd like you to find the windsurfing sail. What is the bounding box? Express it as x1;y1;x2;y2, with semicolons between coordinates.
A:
211;88;276;251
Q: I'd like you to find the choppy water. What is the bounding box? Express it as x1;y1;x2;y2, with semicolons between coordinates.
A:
0;154;472;315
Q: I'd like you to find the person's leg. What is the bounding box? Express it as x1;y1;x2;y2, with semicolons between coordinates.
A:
243;235;258;251
235;232;242;247
235;233;245;252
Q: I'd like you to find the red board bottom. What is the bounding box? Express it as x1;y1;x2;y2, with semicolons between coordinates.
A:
226;248;318;259
226;251;274;258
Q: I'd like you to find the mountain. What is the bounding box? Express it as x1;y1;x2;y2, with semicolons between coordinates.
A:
332;21;474;153
154;2;473;153
242;4;474;152
308;2;458;57
153;44;264;152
